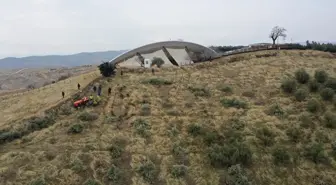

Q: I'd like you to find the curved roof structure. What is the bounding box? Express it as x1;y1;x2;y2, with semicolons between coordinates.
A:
109;40;219;66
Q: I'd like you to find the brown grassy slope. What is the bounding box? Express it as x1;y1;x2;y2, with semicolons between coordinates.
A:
0;70;100;128
0;50;336;185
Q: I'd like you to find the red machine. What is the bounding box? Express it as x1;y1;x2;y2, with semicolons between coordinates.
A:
73;97;89;108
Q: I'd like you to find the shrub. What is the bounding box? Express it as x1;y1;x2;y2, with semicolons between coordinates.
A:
140;104;151;116
151;57;165;68
60;104;72;115
68;124;83;134
109;137;127;158
136;159;159;184
71;159;85;172
208;143;252;168
220;98;247;109
203;131;221;146
219;85;233;93
314;70;328;83
331;141;336;159
84;179;100;185
272;146;291;165
266;104;285;118
281;78;297;93
256;127;275;146
307;99;321;113
286;127;303;143
295;69;310;84
30;177;47;185
58;75;70;81
320;88;335;101
188;86;211;97
107;165;122;183
323;112;336;129
170;165;188;178
324;78;336;91
294;88;308;101
187;124;202;136
0;131;21;144
304;143;329;164
78;112;99;121
142;78;172;85
299;113;314;128
308;80;320;92
133;119;151;138
314;130;330;143
27;116;56;131
224;164;252;185
172;143;189;165
98;62;116;77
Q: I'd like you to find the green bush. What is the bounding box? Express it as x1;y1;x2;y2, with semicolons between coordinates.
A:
30;177;46;185
308;80;320;92
133;119;151;138
68;124;83;134
325;78;336;91
286;127;303;143
140;104;151;116
151;57;165;68
208;143;252;168
107;165;122;183
281;78;297;93
265;104;285;118
307;99;321;113
220;98;247;109
256;127;275;146
60;104;72;115
331;141;336;159
203;131;221;146
27;116;56;131
224;164;252;185
0;131;21;144
109;137;127;158
170;165;188;178
295;69;310;84
304;142;329;164
188;86;211;97
78;111;99;121
314;130;330;143
219;85;233;93
323;112;336;129
136;159;159;184
294;88;308;101
272;146;291;165
299;113;314;128
142;78;172;85
98;62;116;77
314;70;329;83
84;179;101;185
187;124;202;136
320;88;335;101
172;143;189;165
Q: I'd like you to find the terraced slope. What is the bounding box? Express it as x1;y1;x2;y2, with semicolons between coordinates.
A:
0;50;336;185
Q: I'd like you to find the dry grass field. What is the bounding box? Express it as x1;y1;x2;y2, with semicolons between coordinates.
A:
0;50;336;185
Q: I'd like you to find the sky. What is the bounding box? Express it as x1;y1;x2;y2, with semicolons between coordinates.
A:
0;0;335;58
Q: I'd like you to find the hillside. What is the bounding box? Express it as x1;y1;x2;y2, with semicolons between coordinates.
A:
0;50;126;69
0;50;336;185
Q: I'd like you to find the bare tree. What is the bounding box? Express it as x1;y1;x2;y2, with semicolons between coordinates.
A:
269;26;287;45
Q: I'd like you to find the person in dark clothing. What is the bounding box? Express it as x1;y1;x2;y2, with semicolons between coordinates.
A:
108;87;112;96
120;70;123;76
93;86;97;92
77;83;81;90
151;68;155;75
62;91;65;98
98;85;102;96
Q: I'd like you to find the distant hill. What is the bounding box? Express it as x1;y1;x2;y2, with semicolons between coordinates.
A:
0;50;127;69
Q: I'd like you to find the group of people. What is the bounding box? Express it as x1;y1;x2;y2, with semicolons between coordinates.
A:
62;83;112;99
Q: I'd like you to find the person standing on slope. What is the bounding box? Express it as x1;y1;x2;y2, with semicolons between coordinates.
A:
77;83;81;90
62;91;65;98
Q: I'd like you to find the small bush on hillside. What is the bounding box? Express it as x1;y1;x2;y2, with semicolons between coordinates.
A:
286;127;303;143
308;80;320;92
295;69;310;84
203;131;221;146
136;159;159;184
187;124;202;136
224;164;252;185
84;179;101;185
219;85;233;93
295;88;308;101
266;104;285;118
27;116;56;131
170;165;188;178
256;127;276;146
71;159;85;172
0;131;21;144
142;78;172;85
78;112;99;121
151;57;165;68
220;98;247;109
107;165;123;183
307;99;321;113
98;62;116;77
60;104;72;115
109;137;127;158
331;141;336;159
58;75;70;81
304;142;329;164
140;103;151;116
325;78;336;91
172;143;189;165
314;70;329;83
272;146;291;165
30;177;47;185
281;78;297;93
323;112;336;129
188;86;211;97
320;88;335;101
314;130;330;143
208;143;252;168
133;119;151;138
299;113;314;128
68;124;84;134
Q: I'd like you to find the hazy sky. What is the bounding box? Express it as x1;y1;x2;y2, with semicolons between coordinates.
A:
0;0;335;58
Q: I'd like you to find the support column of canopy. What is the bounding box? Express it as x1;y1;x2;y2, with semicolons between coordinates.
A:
162;46;179;66
136;52;145;67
